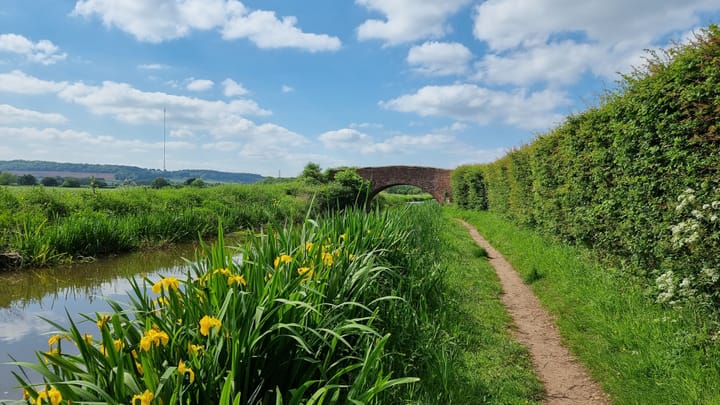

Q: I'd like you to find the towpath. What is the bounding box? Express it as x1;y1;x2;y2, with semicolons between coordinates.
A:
458;220;610;405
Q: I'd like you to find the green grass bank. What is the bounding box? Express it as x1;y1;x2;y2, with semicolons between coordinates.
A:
453;208;720;404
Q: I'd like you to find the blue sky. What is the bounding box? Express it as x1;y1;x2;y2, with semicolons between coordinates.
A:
0;1;718;176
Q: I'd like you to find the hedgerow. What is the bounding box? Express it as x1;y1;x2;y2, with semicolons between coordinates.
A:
452;25;720;310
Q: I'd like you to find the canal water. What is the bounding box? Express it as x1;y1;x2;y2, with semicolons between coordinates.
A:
0;242;204;401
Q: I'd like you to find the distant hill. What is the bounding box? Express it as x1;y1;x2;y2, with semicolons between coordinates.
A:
0;160;264;184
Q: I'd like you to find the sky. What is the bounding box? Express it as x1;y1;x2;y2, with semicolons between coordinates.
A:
0;1;718;177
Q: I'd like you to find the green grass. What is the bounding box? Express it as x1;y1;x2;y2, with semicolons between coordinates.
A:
439;213;543;404
452;208;720;404
0;183;313;267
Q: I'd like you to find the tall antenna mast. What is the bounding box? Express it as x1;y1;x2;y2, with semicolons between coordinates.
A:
163;107;166;171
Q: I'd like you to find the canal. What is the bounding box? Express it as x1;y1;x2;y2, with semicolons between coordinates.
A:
0;242;203;401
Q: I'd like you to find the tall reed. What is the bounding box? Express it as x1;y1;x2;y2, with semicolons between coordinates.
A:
11;205;450;403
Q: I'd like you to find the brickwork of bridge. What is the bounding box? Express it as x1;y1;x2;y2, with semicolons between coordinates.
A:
356;166;452;204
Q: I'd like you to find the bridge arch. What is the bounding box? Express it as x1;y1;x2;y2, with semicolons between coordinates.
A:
356;166;452;204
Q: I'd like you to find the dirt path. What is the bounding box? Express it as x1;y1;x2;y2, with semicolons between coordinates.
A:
458;220;610;405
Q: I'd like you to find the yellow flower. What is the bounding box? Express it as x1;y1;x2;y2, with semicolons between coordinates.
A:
349;254;356;261
135;362;144;376
152;276;180;294
227;274;247;287
273;256;280;269
213;268;232;277
47;334;69;349
178;359;195;383
297;266;314;281
139;329;169;351
131;389;154;405
322;252;334;266
275;254;292;268
152;297;169;307
305;241;314;251
83;333;93;344
36;387;62;405
48;387;62;405
23;389;29;400
199;315;222;336
114;338;124;352
36;390;48;404
340;233;347;241
43;348;59;362
96;314;111;330
188;343;204;356
264;273;273;281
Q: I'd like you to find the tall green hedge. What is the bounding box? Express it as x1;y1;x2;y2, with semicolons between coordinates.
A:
452;25;720;309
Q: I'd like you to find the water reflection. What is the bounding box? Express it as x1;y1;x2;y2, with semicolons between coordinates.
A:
0;242;202;400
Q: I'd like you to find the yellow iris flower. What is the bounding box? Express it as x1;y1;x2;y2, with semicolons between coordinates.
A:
131;389;154;405
151;276;180;294
199;315;222;336
178;359;196;383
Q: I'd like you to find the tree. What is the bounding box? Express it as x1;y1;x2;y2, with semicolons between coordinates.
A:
62;177;81;188
300;162;326;184
17;174;37;186
41;177;59;187
151;177;171;189
319;169;370;210
0;172;17;185
190;178;205;187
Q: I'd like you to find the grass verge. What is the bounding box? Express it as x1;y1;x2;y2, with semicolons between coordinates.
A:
452;208;720;404
439;211;543;404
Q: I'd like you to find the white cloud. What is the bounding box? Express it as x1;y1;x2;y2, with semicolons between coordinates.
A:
407;41;472;76
223;10;341;52
222;78;248;97
471;0;718;86
56;80;269;126
0;33;67;65
0;104;67;124
380;84;568;130
319;128;454;154
356;0;470;45
0;70;68;94
474;41;600;86
138;63;170;70
186;78;214;91
319;128;370;148
474;0;716;51
281;85;294;93
73;0;341;51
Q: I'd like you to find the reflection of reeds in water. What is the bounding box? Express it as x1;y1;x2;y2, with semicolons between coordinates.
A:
0;242;198;311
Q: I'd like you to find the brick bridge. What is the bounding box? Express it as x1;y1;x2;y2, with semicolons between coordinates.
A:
356;166;452;204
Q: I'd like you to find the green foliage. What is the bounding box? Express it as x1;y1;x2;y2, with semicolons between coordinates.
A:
0;171;17;185
61;177;81;188
453;25;720;310
0;183;313;268
17;174;37;186
451;165;487;210
151;177;171;189
11;205;455;404
40;177;59;187
300;162;326;185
